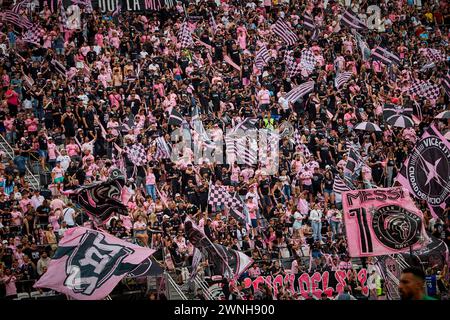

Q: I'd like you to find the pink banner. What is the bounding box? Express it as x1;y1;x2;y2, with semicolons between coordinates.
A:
34;227;154;300
395;124;450;219
342;187;428;257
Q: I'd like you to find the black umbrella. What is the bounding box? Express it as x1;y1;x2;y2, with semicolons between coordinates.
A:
383;104;415;128
354;121;382;132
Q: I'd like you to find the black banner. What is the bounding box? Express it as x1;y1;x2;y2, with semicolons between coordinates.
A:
41;0;170;13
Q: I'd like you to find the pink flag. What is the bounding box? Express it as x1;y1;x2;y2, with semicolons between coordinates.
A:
342;187;428;257
224;55;241;71
34;227;154;300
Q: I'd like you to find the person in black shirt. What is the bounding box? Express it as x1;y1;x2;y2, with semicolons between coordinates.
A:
36;200;51;227
311;167;324;198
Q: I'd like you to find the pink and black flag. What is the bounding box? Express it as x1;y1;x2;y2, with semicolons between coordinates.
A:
342;187;428;257
442;73;450;97
340;8;367;31
371;46;401;66
34;227;155;300
185;217;253;279
395;124;450;220
272;18;299;46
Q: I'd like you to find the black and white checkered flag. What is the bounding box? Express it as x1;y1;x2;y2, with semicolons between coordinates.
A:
423;48;446;63
22;24;44;46
335;71;353;90
208;183;232;207
272;18;299;46
178;22;194;49
300;48;317;75
405;80;441;100
254;45;271;71
125;143;147;166
284;50;302;78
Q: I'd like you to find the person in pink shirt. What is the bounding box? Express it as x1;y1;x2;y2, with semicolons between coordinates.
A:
230;162;241;186
19;193;32;215
344;108;357;128
110;32;121;49
95;31;104;47
4;114;15;143
47;137;58;168
257;86;271;111
1;269;17;299
237;29;247;50
146;167;156;201
246;197;258;238
66;138;80;159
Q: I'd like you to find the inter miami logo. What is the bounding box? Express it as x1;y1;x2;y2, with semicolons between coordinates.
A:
407;136;450;206
371;205;422;250
64;231;134;296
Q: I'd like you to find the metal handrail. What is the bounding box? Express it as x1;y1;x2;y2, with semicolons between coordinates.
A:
0;134;40;188
165;272;188;300
193;274;215;300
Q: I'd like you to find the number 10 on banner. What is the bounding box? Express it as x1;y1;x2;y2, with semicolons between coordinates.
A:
348;208;374;254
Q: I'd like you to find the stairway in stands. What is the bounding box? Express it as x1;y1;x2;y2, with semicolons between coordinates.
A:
0;135;40;190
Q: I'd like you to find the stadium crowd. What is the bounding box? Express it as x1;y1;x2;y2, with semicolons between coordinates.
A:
0;0;449;300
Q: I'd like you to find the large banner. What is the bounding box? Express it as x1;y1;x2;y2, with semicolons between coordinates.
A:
396;124;450;220
34;227;155;300
206;269;369;300
342;187;428;257
41;0;171;13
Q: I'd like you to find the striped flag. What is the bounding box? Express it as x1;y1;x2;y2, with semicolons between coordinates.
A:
1;10;33;29
168;108;184;126
442;74;450;97
344;148;364;188
303;13;315;30
333;174;352;195
340;8;367;30
232;118;258;133
272;18;299;46
371;46;401;66
285;81;315;103
254;45;271;70
51;59;67;79
334;71;353;90
11;0;31;13
154;136;171;160
178;22;194;48
258;129;280;169
225;134;258;166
